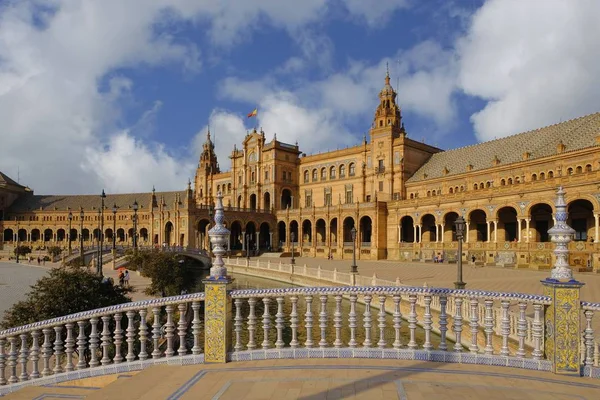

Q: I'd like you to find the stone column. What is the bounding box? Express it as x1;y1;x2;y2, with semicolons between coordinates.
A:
517;219;522;242
594;213;599;243
493;221;498;243
269;232;273;249
525;218;530;243
241;231;246;251
203;191;233;364
440;224;445;243
398;225;401;243
413;225;417;243
542;186;584;376
465;221;470;243
486;221;490;243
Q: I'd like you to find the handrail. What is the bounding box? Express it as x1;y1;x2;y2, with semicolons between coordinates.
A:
229;285;552;304
0;292;205;338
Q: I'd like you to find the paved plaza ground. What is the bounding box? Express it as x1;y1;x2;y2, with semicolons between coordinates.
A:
0;261;50;318
5;359;600;399
257;256;600;303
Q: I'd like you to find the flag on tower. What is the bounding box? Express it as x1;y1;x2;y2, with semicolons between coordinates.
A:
247;108;258;118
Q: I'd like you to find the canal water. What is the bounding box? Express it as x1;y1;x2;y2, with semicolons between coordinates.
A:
193;272;441;350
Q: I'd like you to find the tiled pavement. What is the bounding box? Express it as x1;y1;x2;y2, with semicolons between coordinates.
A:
258;256;600;303
5;359;600;399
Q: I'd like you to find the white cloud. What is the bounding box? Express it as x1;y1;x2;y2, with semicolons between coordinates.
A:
216;40;458;158
456;0;600;141
342;0;410;26
0;0;413;194
84;132;194;194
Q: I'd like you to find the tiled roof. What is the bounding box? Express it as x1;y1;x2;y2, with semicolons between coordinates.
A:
0;171;24;188
6;190;187;213
407;112;600;183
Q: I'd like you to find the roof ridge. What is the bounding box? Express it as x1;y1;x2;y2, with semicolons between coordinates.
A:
440;112;599;154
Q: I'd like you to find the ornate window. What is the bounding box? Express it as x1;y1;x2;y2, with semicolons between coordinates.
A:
312;169;318;182
304;170;309;183
330;166;336;179
585;164;592;172
349;163;355;176
548;171;554;178
339;165;346;178
248;152;257;163
321;168;327;180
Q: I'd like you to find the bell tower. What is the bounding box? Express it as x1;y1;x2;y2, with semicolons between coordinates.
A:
194;128;220;205
371;64;404;138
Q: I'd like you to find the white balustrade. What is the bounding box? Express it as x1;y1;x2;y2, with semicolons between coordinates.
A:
2;287;599;390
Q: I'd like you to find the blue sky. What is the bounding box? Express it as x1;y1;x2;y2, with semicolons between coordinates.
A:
0;0;599;195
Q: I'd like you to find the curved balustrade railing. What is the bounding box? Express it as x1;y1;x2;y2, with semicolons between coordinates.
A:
1;286;599;394
0;293;206;393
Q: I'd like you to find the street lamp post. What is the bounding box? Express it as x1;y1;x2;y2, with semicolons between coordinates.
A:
68;211;73;255
350;226;358;274
132;200;138;253
290;232;296;265
98;189;106;276
454;216;466;289
112;204;117;251
79;208;84;267
96;208;101;273
15;216;19;264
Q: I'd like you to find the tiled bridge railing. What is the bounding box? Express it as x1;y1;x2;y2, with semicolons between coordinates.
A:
0;286;599;395
226;258;553;350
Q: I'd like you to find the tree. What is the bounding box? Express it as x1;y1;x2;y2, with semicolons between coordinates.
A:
1;266;131;329
127;250;200;296
14;245;32;256
47;246;63;258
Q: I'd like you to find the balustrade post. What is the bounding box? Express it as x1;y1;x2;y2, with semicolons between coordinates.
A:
423;294;433;350
334;295;343;348
18;334;29;381
64;323;75;372
583;310;594;369
393;295;402;349
452;298;463;352
305;295;314;348
378;295;387;349
319;295;328;348
531;304;543;360
290;296;299;348
88;318;100;367
53;326;64;374
100;316;111;365
363;295;373;348
234;299;243;352
247;298;257;350
126;311;136;362
189;303;200;356
7;337;17;383
113;313;124;363
438;295;448;351
30;330;41;378
203;191;234;363
151;307;162;359
275;297;285;349
177;303;188;356
483;300;494;355
407;294;417;350
348;294;358;348
0;338;6;385
542;186;584;376
261;298;272;349
469;298;479;354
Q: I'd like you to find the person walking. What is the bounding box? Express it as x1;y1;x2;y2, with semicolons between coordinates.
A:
124;270;130;288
